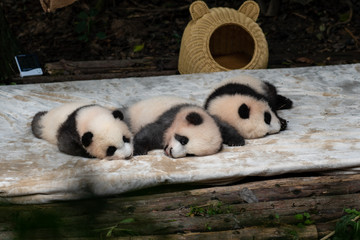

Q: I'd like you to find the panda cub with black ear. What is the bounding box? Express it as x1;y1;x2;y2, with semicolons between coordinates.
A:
204;75;293;139
31;102;133;160
127;96;244;158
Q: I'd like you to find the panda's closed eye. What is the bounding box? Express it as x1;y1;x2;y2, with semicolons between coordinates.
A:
175;134;189;145
106;146;117;156
264;112;271;125
123;136;130;143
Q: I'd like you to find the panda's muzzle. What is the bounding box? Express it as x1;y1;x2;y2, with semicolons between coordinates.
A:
164;145;172;157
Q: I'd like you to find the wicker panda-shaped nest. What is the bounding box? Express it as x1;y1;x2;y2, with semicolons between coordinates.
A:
178;0;268;74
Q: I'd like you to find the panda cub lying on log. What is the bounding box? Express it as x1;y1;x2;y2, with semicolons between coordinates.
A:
31;102;133;160
204;75;293;139
126;96;245;158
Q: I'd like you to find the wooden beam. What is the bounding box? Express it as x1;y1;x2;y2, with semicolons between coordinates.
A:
1;174;359;238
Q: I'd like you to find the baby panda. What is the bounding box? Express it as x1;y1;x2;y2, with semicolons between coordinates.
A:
127;96;245;158
31;102;133;160
204;75;293;139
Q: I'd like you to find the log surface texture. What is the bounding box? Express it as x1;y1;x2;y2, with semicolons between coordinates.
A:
1;174;360;239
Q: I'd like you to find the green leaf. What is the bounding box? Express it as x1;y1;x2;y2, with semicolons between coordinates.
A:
77;11;89;20
304;219;313;225
355;221;360;233
339;12;350;22
345;208;360;216
295;214;304;220
96;32;106;40
297;223;305;228
133;43;144;53
120;218;135;224
303;212;311;219
75;21;88;33
205;223;212;231
106;226;116;237
316;33;323;40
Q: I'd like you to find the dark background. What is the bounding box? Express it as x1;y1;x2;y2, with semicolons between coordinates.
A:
2;0;360;75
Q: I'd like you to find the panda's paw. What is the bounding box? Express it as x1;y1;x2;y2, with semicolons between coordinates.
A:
224;136;245;147
133;149;147;156
277;95;293;110
133;144;150;156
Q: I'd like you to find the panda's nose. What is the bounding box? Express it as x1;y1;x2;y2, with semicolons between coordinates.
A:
280;118;287;131
169;148;174;158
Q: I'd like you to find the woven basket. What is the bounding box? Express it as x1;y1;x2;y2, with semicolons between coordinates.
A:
178;0;268;74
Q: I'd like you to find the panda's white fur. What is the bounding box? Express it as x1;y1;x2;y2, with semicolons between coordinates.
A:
204;75;293;139
32;102;133;160
127;96;225;158
38;102;85;145
128;96;191;133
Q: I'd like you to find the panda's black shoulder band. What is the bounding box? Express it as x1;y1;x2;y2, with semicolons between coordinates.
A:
204;83;267;109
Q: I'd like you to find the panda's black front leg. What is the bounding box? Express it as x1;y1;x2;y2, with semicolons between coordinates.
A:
57;129;93;158
133;123;164;156
212;116;245;146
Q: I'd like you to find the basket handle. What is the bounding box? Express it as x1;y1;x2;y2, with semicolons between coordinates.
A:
190;1;210;21
238;0;260;21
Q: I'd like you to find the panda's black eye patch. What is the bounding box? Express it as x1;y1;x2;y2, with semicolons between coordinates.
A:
123;136;130;143
175;134;189;145
106;146;117;156
238;104;250;119
81;132;93;147
186;112;203;125
264;112;272;125
112;110;124;120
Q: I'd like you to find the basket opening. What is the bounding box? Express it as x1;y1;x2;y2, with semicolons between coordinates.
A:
209;24;255;69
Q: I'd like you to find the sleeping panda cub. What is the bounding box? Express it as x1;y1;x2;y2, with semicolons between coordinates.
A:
204;75;293;139
127;96;245;158
31;102;133;160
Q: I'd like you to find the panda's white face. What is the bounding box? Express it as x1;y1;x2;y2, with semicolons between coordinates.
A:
77;107;133;160
165;137;187;158
207;95;284;139
163;107;223;158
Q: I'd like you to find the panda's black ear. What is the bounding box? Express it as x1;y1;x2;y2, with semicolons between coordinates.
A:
186;112;203;125
238;104;250;119
82;132;93;147
112;110;124;120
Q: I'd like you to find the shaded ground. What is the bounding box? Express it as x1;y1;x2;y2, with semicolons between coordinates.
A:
2;0;360;77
